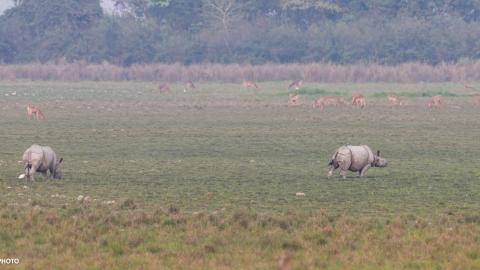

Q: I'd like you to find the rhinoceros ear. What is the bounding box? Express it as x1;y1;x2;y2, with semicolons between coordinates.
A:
59;158;63;164
377;150;380;156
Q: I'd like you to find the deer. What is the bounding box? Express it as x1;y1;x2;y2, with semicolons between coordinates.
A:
427;95;442;108
184;80;196;91
26;104;46;120
387;94;403;106
352;94;367;108
242;80;258;89
313;96;346;111
158;83;171;92
288;79;304;90
288;94;300;105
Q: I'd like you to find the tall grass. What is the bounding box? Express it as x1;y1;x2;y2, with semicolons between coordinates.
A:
1;202;480;269
3;60;480;82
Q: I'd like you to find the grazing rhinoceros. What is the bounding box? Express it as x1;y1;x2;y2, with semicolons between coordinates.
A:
327;145;387;179
21;144;63;181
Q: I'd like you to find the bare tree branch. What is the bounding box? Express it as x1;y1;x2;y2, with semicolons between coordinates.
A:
202;0;243;32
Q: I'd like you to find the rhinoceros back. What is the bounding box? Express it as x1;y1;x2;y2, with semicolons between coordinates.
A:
334;146;353;171
41;146;58;171
346;145;374;171
23;145;43;164
22;145;57;172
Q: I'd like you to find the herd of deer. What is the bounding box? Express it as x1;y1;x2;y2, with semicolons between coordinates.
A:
159;80;196;92
289;81;480;110
24;81;479;121
286;79;454;110
158;78;444;110
290;92;444;110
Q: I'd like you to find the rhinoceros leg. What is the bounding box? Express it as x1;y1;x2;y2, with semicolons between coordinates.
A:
327;167;335;178
27;169;36;182
340;169;347;179
359;164;371;177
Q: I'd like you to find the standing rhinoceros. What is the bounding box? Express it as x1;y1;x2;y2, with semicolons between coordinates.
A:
327;145;387;179
21;144;63;181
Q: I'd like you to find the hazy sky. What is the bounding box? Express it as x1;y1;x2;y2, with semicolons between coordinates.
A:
0;0;116;15
0;0;12;14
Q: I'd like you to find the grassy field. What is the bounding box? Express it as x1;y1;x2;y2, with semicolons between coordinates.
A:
1;81;480;269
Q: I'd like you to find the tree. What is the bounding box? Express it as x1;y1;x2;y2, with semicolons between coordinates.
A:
201;0;246;54
1;0;102;62
150;0;171;6
148;0;204;31
112;0;171;18
0;33;15;63
2;0;480;65
112;0;149;18
280;0;341;27
202;0;244;32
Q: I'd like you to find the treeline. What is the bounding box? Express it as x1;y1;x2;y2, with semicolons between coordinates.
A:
2;61;480;82
1;0;480;65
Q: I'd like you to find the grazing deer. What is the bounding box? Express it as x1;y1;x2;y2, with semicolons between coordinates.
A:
184;80;196;91
464;84;478;91
288;79;304;90
387;94;403;106
242;80;258;89
158;83;171;92
427;95;442;108
352;94;367;108
313;96;346;110
288;94;300;105
26;104;46;120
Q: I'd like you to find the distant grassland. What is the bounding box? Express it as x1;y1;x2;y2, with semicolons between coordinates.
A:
282;88;346;96
1;81;480;269
284;87;464;97
371;90;462;97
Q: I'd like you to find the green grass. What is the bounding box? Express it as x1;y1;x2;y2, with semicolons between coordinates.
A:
284;85;464;98
372;90;461;97
1;81;480;269
282;87;347;96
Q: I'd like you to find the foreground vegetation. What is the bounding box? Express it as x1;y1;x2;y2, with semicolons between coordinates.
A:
2;202;480;269
1;81;480;268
